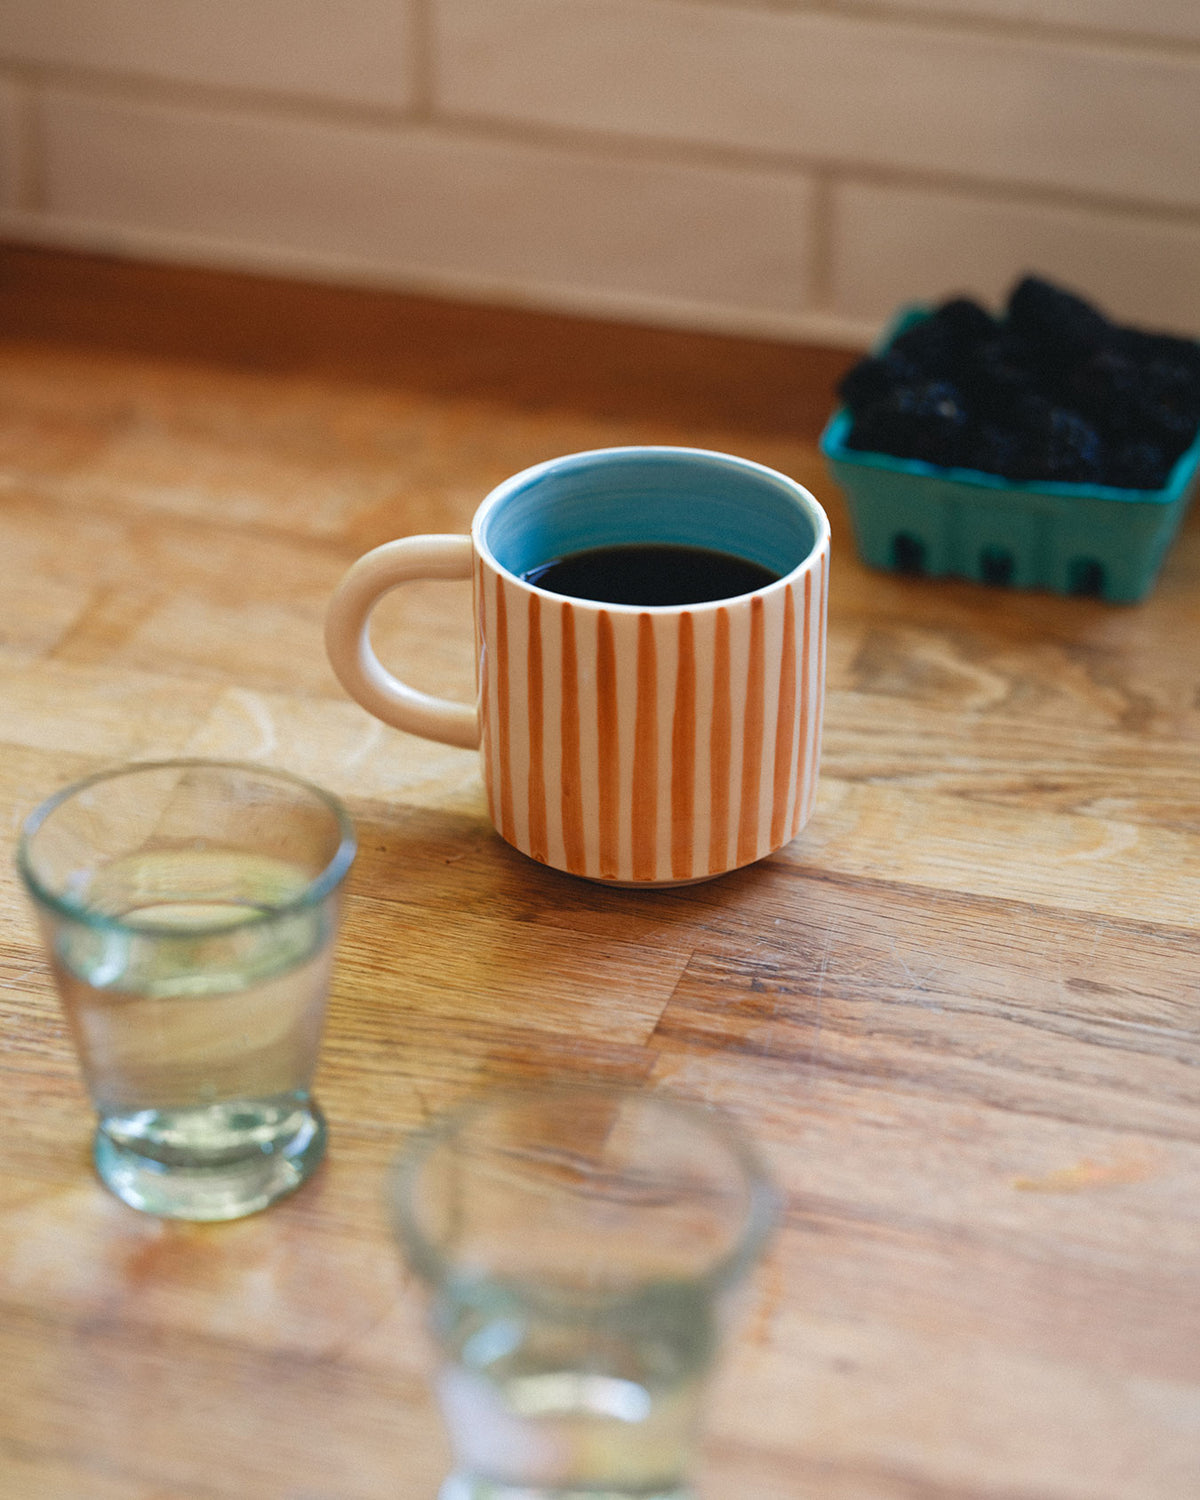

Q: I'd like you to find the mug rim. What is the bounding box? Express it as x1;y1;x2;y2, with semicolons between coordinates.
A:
471;444;830;614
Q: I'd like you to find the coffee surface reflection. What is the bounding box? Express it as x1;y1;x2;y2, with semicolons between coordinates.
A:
522;541;780;606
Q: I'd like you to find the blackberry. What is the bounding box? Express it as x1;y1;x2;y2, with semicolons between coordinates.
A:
846;380;970;466
1019;405;1104;484
889;316;960;378
1067;347;1142;436
1139;358;1200;442
935;296;997;351
887;296;995;380
1119;326;1200;382
961;334;1035;423
1007;276;1112;359
1008;391;1053;438
971;422;1027;480
1107;440;1172;491
1072;348;1200;450
836;349;922;412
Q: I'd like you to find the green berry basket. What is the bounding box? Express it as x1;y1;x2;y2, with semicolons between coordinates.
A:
820;306;1200;603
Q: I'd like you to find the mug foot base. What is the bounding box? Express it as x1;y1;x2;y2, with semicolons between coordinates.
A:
545;854;774;889
512;831;792;887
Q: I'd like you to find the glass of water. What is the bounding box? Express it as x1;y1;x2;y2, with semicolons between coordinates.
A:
17;759;356;1221
390;1084;778;1500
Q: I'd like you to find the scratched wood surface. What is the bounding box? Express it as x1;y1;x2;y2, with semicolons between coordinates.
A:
1;245;1199;1500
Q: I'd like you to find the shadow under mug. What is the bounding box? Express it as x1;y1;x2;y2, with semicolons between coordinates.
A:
325;445;830;886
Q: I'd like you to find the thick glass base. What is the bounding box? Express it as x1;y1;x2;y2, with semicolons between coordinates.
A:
93;1098;327;1220
439;1480;692;1500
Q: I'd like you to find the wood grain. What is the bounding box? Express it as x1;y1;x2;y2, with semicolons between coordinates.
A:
1;245;1199;1500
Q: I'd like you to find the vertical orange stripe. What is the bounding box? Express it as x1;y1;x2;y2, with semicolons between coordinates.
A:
707;608;731;877
736;595;766;867
560;603;585;874
791;568;814;839
477;556;494;825
495;579;515;846
769;584;797;848
670;612;696;881
805;547;829;823
597;612;619;880
631;613;658;882
526;591;547;862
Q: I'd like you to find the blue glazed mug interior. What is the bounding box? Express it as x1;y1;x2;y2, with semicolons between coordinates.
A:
475;446;821;593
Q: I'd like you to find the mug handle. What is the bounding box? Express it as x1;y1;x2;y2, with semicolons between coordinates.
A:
324;535;480;749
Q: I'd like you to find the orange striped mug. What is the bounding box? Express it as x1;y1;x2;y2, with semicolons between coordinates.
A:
325;447;829;885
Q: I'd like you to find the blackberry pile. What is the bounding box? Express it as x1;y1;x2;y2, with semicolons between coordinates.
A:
839;277;1200;490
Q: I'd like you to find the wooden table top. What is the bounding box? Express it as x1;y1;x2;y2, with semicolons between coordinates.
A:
2;246;1198;1500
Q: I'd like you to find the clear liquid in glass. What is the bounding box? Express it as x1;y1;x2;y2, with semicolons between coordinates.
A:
434;1281;714;1500
51;850;334;1219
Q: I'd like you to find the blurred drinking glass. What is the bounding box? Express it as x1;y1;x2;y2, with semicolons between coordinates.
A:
390;1083;778;1500
17;759;356;1221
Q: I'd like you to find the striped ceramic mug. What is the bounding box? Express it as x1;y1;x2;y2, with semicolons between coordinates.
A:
325;447;829;886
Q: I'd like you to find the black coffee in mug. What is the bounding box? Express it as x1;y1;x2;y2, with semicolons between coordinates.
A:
521;542;781;606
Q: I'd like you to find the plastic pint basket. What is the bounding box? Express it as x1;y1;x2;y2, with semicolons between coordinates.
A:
819;307;1200;603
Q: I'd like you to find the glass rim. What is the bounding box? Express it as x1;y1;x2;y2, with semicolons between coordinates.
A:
16;757;357;935
389;1082;780;1297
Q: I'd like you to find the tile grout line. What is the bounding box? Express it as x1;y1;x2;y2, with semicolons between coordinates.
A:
8;75;45;213
408;0;436;121
808;172;837;316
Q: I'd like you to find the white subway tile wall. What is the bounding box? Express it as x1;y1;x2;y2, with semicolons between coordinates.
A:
0;0;417;109
36;90;818;330
0;0;1198;346
833;182;1200;335
436;2;1199;208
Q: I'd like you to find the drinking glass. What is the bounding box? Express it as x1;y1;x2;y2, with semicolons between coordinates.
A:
390;1084;778;1500
17;759;356;1221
